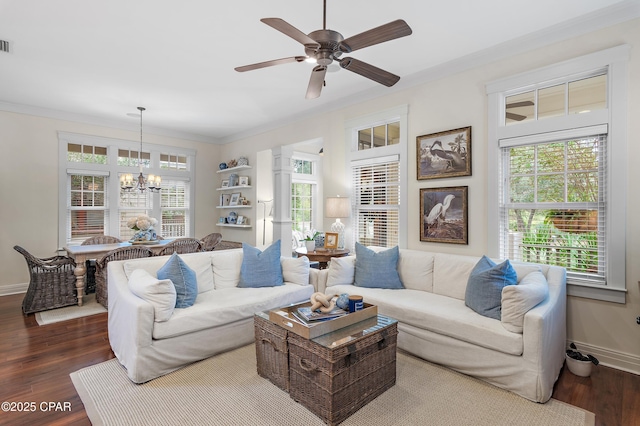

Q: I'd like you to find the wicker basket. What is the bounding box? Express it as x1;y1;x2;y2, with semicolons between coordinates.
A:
288;322;398;425
254;315;290;392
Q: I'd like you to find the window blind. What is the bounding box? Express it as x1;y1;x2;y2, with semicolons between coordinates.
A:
66;173;109;245
351;155;400;248
499;133;607;284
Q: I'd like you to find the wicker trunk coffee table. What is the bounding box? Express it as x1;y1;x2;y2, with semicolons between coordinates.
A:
254;311;398;425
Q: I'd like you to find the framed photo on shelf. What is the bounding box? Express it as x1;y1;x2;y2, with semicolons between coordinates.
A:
420;186;468;244
221;179;230;188
222;194;231;206
229;192;240;206
416;126;471;180
324;232;339;249
236;215;244;225
239;176;249;186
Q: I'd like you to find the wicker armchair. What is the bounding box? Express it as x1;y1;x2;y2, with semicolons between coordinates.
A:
81;235;122;245
156;238;203;256
200;233;223;251
14;245;78;314
95;246;153;308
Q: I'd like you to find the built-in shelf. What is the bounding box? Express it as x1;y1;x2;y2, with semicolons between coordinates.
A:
216;165;252;174
216;205;251;209
216;185;252;191
216;223;252;228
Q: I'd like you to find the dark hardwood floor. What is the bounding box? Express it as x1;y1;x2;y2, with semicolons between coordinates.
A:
1;292;639;426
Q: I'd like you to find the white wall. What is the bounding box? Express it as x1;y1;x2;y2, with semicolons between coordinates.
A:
0;111;220;291
224;19;640;371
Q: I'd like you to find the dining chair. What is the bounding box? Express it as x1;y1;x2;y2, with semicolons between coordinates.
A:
14;245;78;314
95;246;153;308
156;238;203;256
200;233;223;251
81;235;122;245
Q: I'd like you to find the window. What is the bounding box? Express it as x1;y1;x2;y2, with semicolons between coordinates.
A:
487;46;629;302
59;132;196;246
291;155;318;233
347;105;408;249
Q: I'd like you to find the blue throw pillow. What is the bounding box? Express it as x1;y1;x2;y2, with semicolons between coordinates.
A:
465;255;517;320
354;243;404;289
238;240;284;288
157;252;197;308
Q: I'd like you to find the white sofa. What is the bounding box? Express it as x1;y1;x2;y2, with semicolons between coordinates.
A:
108;249;317;383
318;247;566;403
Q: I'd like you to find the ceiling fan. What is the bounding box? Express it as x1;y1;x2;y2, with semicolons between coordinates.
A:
234;0;412;99
505;100;534;121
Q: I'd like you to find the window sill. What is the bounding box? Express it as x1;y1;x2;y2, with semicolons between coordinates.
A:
567;281;626;304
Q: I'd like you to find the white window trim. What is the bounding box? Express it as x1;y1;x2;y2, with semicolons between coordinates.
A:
291;151;321;232
486;45;629;303
58;132;197;247
345;105;408;249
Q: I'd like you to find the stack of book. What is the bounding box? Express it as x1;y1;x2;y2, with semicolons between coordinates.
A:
293;306;347;324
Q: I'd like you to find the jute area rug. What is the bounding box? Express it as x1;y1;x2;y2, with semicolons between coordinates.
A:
71;344;594;426
36;293;106;325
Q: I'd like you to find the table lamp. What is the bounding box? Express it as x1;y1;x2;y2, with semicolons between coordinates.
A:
325;196;350;249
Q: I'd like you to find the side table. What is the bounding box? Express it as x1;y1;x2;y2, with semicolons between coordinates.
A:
295;248;350;269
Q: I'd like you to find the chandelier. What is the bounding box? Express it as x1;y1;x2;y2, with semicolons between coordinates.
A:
120;107;161;193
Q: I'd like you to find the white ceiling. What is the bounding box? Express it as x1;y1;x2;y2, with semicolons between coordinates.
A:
0;0;636;144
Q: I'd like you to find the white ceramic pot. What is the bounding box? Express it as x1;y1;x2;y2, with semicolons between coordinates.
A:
565;353;593;377
304;240;316;252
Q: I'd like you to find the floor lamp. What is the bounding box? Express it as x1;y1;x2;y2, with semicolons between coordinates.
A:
325;196;350;249
257;199;273;245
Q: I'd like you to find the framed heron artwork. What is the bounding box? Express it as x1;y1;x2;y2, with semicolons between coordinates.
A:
417;126;471;179
420;186;468;244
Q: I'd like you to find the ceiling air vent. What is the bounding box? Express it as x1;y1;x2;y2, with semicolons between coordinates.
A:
0;40;10;53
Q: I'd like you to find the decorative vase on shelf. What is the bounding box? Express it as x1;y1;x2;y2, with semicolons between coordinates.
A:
219;162;227;170
304;240;316;252
229;173;238;187
227;211;238;224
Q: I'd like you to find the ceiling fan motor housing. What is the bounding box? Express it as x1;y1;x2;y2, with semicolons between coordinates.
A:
306;29;344;66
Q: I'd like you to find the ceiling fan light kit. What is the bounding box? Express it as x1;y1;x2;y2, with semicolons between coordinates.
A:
235;0;412;99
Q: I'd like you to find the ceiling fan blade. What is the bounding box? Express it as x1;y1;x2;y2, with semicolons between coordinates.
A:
235;56;307;72
339;19;412;53
506;112;527;121
339;57;400;87
306;66;327;99
261;18;320;50
506;101;534;109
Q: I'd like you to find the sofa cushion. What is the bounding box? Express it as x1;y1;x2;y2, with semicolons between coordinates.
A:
433;253;479;300
152;284;314;339
238;240;283;288
157;252;198;308
211;249;243;289
465;256;517;320
122;252;215;294
368;247;434;292
281;256;309;285
354;243;403;289
326;256;356;288
325;284;523;356
501;271;549;333
128;269;176;322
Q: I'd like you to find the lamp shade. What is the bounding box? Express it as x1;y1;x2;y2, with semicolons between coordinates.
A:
325;196;351;218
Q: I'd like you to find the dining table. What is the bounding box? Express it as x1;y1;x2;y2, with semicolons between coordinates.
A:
64;239;174;306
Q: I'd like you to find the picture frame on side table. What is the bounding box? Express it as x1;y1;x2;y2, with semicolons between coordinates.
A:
239;176;249;186
229;192;240;206
324;232;338;250
420;186;468;244
417;126;471;180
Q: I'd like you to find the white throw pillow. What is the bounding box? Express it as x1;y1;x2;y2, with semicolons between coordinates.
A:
128;269;176;322
281;256;310;285
326;256;356;288
211;250;243;289
511;263;542;283
501;271;549;333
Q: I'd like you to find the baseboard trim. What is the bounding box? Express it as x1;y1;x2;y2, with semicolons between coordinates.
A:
0;283;27;296
568;340;640;375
